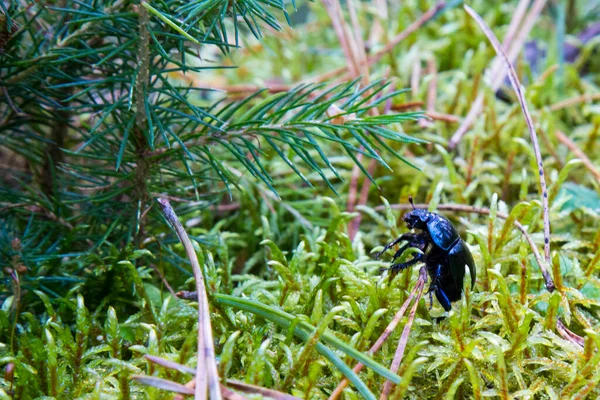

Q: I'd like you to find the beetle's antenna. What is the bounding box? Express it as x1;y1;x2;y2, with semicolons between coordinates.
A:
408;196;415;209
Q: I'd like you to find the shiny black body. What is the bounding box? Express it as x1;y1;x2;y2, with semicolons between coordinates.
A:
377;203;476;311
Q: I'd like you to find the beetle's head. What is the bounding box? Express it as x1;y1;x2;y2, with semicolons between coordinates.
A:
402;196;431;230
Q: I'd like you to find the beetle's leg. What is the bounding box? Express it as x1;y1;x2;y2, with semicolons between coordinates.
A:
435;287;452;312
390;243;411;263
376;233;422;259
383;252;424;273
428;289;434;310
430;265;452;311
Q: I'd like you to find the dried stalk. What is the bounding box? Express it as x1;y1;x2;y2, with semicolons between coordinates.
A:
368;2;446;68
556;320;584;348
309;1;446;84
346;0;369;78
321;0;360;78
328;267;427;400
448;0;547;149
549;93;600;112
464;4;553;277
379;267;427;400
555;130;600;184
145;354;301;400
158;199;221;400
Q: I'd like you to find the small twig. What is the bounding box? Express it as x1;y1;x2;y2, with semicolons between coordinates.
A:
328;267;427;400
464;4;552;273
346;0;369;78
321;0;359;78
145;355;299;400
424;110;460;123
556;320;584;348
348;158;377;240
549;93;600;112
148;262;177;298
555;131;600;184
419;58;437;129
380;268;427;400
157;199;221;400
226;380;301;400
501;0;531;49
425;59;437;113
368;2;446;68
309;1;445;84
390;101;424;111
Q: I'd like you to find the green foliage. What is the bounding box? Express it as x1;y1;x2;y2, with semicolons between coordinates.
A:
2;0;600;398
0;0;420;297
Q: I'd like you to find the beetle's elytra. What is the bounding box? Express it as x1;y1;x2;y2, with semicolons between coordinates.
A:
377;197;476;311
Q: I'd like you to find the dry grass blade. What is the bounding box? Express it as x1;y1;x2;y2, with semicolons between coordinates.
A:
555;130;600;184
173;381;250;400
132;375;195;395
226;380;302;400
309;1;445;84
549;93;600;112
380;267;427;400
321;0;360;78
146;355;292;400
145;331;301;400
158;198;222;400
556;320;584;348
145;354;196;374
328;266;427;400
220;385;249;400
464;4;553;287
448;0;547;149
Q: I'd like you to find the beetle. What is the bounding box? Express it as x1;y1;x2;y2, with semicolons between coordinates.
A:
377;197;476;311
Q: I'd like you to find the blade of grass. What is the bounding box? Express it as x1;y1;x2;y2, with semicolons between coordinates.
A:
214;294;402;395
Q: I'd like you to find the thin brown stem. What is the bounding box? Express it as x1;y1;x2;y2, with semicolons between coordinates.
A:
555;130;600;184
549;93;600;112
448;0;547;149
328;267;427;400
348;158;377;240
309;1;445;84
157;199;221;400
321;0;359;78
380;267;427;400
464;4;553;279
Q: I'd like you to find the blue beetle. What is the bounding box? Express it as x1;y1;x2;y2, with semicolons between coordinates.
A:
377;197;476;311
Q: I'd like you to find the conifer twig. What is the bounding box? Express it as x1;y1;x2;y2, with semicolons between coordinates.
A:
463;4;553;284
158;198;221;400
